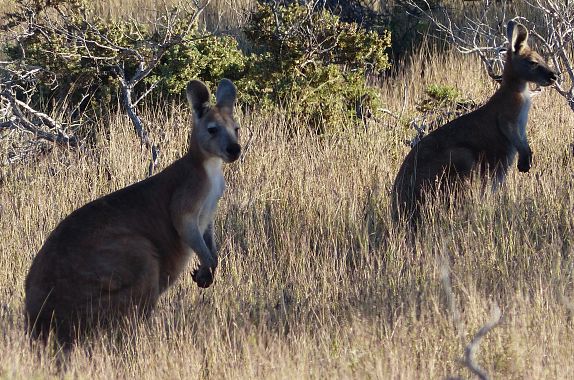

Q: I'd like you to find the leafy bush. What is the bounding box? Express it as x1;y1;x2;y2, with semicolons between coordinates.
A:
426;84;459;102
3;0;247;120
3;0;392;135
242;1;392;131
408;84;477;142
419;84;475;113
147;33;247;97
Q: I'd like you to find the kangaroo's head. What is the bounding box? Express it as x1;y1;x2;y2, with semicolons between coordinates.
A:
506;20;557;87
186;79;241;162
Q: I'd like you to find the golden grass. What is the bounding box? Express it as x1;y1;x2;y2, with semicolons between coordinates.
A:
0;0;15;15
90;0;255;31
1;48;574;379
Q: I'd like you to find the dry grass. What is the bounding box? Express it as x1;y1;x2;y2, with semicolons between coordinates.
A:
1;44;574;380
91;0;255;31
0;0;15;15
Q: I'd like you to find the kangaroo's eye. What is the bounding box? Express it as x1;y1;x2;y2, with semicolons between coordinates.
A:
207;125;218;135
234;127;240;135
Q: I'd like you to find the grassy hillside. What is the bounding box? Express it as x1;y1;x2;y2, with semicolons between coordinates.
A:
1;42;573;378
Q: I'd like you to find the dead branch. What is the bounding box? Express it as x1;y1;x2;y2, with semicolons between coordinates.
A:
0;89;79;147
439;252;502;380
463;304;502;380
407;0;574;113
1;60;80;150
2;0;212;172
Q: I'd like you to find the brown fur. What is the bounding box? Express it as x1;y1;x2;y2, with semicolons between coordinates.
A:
391;21;557;223
24;79;241;346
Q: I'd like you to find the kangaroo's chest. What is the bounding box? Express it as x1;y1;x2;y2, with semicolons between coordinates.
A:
516;93;532;140
198;159;225;232
487;90;532;185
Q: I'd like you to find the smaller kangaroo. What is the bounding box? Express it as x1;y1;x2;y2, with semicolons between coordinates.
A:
24;79;241;346
391;20;557;223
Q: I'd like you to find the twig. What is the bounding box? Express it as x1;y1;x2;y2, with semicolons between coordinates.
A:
0;90;79;147
239;125;254;163
463;304;502;380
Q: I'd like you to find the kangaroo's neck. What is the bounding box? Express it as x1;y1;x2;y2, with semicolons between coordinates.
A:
500;61;528;94
185;136;224;177
490;66;532;117
489;84;531;133
488;65;533;145
202;156;223;178
185;134;209;164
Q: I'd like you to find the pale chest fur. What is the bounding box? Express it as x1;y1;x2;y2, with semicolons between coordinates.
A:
198;157;225;233
516;89;532;140
494;89;532;189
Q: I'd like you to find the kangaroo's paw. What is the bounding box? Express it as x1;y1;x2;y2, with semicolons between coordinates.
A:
517;152;532;173
192;266;215;288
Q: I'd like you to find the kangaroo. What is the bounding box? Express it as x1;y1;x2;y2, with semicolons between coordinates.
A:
391;21;557;223
24;79;241;346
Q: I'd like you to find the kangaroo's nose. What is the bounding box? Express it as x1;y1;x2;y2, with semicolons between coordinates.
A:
226;143;241;160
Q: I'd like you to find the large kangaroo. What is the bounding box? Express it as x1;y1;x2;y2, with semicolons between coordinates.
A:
25;79;241;345
392;21;557;223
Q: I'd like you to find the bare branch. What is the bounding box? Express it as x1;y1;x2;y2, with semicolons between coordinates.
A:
406;0;574;115
0;90;80;147
133;80;162;108
13;97;60;131
0;120;14;130
463;304;502;380
239;124;254;164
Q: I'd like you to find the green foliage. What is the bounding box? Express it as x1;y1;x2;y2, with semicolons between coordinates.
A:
3;0;392;134
414;83;477;133
425;84;461;103
242;1;392;131
245;2;391;74
417;84;474;112
149;35;247;97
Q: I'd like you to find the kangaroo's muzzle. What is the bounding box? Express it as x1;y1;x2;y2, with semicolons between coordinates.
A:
226;143;241;162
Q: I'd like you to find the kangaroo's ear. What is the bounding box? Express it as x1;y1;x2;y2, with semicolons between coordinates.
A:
508;20;529;53
186;80;211;119
215;78;237;113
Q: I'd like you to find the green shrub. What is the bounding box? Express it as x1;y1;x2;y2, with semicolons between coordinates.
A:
3;0;392;135
242;1;392;131
3;0;247;121
424;84;461;105
413;84;477;135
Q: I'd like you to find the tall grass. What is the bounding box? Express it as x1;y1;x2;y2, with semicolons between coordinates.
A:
1;46;573;378
90;0;255;31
